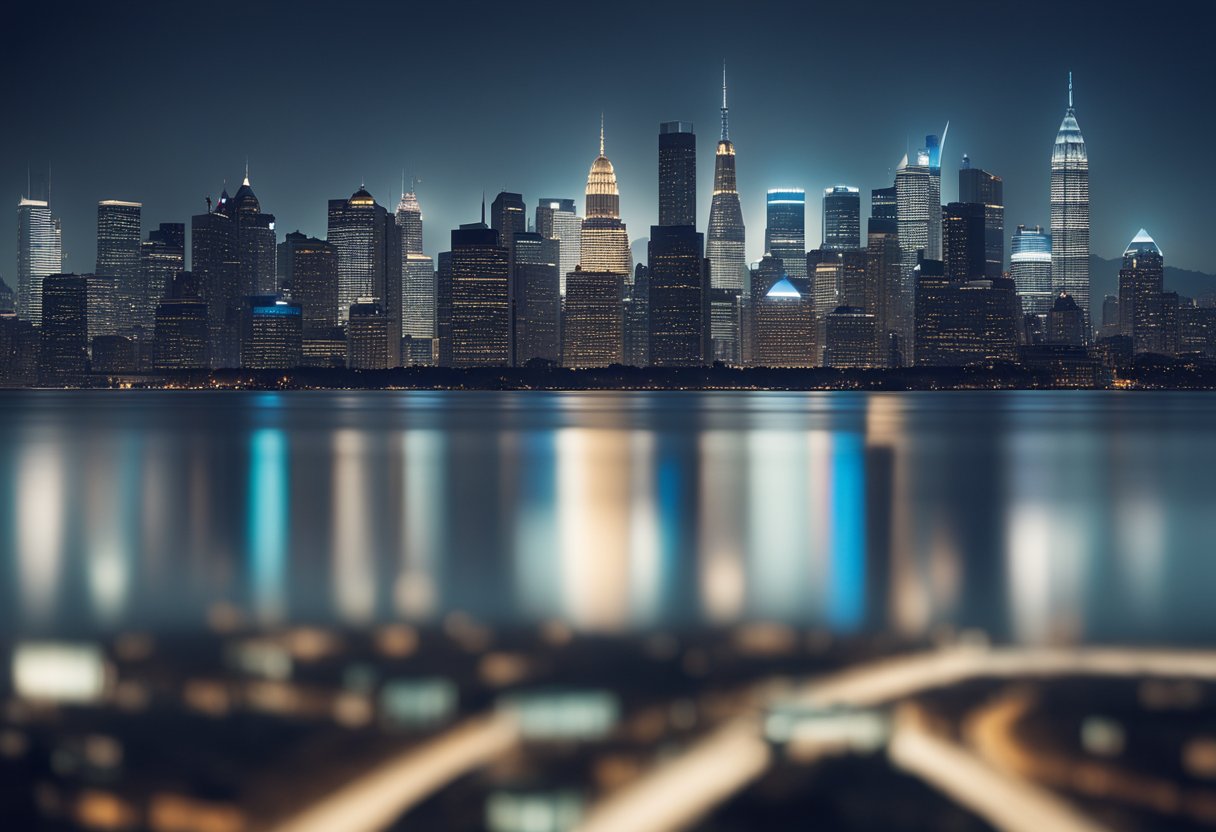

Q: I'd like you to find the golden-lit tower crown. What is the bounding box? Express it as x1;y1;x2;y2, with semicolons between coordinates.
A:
585;114;621;219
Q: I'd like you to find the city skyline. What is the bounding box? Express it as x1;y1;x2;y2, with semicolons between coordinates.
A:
4;1;1214;277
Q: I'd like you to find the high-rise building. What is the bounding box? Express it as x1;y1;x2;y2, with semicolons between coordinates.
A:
562;267;623;368
403;253;436;365
1051;73;1090;321
242;295;302;369
0;314;39;386
190;201;239;367
226;171;277;296
512;232;561;365
958;156;1005;277
765;190;807;281
658;121;696;226
328;186;388;324
95;200;142;335
942;202;987;282
139;223;185;331
866;215;903;366
444;224;510;367
491;191;526;260
39;274;89;384
396;185;424;256
823;306;879;368
709;287;741;365
647;225;709;367
1118;229;1169;355
925;130;945;261
707;71;746;295
580;120;631;277
1010;225;1054;315
896;150;932;311
17;197;62;325
624;263;650;367
347;300;389;370
915;258;1020;367
1046;292;1086;346
871;185;897;224
536;198;582;295
752;274;815;367
153;272;209;370
279;231;338;335
822;186;861;250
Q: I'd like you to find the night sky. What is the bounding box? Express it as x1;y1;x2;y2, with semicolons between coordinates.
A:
4;0;1215;276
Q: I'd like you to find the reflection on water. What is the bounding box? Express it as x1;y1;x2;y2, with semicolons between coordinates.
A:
2;390;1215;644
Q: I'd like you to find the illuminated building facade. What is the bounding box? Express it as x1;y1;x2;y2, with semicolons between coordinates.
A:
139;223;185;330
824;306;879;368
242;296;303;369
1118;229;1170;355
491;191;526;259
513;231;561;365
579;121;631;277
658;121;696;226
17;197;62;326
445;224;510;367
647;224;709;367
536;198;581;295
958;156;1005;277
752;275;815;367
1051;74;1090;321
396;186;424;255
95;199;142;336
347;299;389;369
562;267;623;368
153;272;209;370
822;186;861;251
1010;225;1054;315
39;273;89;384
764;189;807;281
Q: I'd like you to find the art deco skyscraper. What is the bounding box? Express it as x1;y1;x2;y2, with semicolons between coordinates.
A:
764;189;807;281
822;186;861;251
396;184;424;255
658;121;696;226
579;119;631;277
1051;73;1090;320
17;197;62;325
95;199;142;336
397;186;434;364
707;70;746;293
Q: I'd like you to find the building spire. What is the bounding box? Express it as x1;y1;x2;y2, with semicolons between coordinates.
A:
481;190;485;225
720;63;730;142
401;168;406;198
1068;71;1073;109
599;113;605;157
243;158;250;186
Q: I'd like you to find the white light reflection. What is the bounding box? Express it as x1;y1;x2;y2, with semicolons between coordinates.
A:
16;442;66;623
397;430;443;619
747;430;809;620
697;431;746;624
628;431;661;625
333;430;375;624
84;434;138;623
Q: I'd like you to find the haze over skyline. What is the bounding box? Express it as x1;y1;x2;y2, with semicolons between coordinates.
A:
5;0;1214;276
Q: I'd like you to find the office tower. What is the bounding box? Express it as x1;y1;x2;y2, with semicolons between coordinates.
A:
396;185;424;255
709;288;741;364
302;329;347;368
942;202;987;282
403;253;436;365
752;274;815;367
512;232;561;365
867;216;903;366
562;267;623;367
824;306;879;368
1046;292;1085;346
328;186;388;323
1118;229;1168;354
0;278;14;314
139;223;185;331
925;130;945;261
896;151;932;307
90;335;137;374
279;231;338;335
624;263;650;366
1101;294;1121;339
381;212;403;366
190;201;239;367
0;314;39;386
1051;73;1090;320
226;170;277;296
765;190;807;281
648;225;709;367
536;198;582;295
958;156;1005;277
95;200;142;335
153;272;209;370
39;274;89;384
347;300;389;369
242;296;302;369
1010;225;1054;315
17;197;62;325
491;191;526;260
580;121;632;277
871;185;897;224
1179;301;1216;356
444;224;510;367
658;121;696;226
809;249;841;349
822;186;861;250
707;71;747;292
915;258;1020;366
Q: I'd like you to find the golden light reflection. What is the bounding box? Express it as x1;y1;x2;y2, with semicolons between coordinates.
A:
16;441;66;623
332;429;375;624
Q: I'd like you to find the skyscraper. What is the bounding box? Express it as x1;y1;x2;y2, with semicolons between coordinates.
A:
444;224;510;367
95;200;142;335
403;253;436;365
866;214;903;367
328;186;388;324
925;129;946;261
752;274;815;368
658;121;696;226
823;306;879;368
822;186;861;251
39;274;89;384
579;120;631;277
153;272;209;370
17;197;62;325
226;171;277;297
1051;73;1090;322
280;231;338;335
491;191;526;260
958;156;1005;277
139;223;185;330
242;296;303;369
347;300;389;370
396;184;424;255
1118;229;1168;354
648;226;709;368
190;200;239;367
536;198;581;295
562;267;623;368
512;231;561;365
707;70;746;361
896;150;932;284
942;202;987;282
1010;225;1054;315
765;190;807;281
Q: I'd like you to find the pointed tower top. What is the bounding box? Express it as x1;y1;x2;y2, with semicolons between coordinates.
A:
481;191;486;225
1068;71;1073;109
720;63;730;142
243;158;250;187
599;113;605;157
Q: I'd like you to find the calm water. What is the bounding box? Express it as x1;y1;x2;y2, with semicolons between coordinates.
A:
1;390;1214;644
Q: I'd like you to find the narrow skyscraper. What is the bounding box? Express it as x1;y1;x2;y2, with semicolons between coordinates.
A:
536;198;582;295
579;119;631;277
822;186;861;251
17;196;62;325
1051;73;1090;323
1010;225;1053;315
958;156;1005;277
491;191;526;259
658;121;696;227
95;200;142;336
1118;229;1169;355
764;190;807;281
706;69;746;362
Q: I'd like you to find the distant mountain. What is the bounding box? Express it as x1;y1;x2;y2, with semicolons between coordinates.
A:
1090;255;1216;303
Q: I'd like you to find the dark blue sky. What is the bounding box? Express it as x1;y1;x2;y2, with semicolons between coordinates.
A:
5;0;1215;276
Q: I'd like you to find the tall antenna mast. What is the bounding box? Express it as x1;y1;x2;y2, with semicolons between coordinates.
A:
1068;71;1073;109
720;63;730;142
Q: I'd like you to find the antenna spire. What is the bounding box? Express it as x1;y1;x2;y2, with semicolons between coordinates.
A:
1068;71;1073;109
243;157;250;186
401;168;406;198
720;63;730;142
599;113;605;156
481;191;485;225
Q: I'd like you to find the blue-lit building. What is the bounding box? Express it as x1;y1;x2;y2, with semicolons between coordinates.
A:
822;186;861;251
242;295;302;369
1010;224;1054;315
764;189;807;281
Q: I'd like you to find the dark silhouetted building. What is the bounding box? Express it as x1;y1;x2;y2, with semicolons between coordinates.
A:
90;335;137;374
0;314;39;386
227;172;277;297
280;231;338;335
915;258;1021;366
242;296;303;369
623;263;650;367
943;202;987;282
491;191;526;260
824;306;879;368
191;201;240;367
347;300;389;370
562;267;623;368
39;274;89;384
139;223;185;332
958;157;1004;277
154;272;209;370
658;121;696;227
648;224;709;367
822;186;861;250
867;215;903;366
443;224;510;367
1046;292;1086;346
512;232;561;365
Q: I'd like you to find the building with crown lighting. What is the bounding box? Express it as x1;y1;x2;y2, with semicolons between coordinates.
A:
579;121;631;277
1051;74;1090;322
